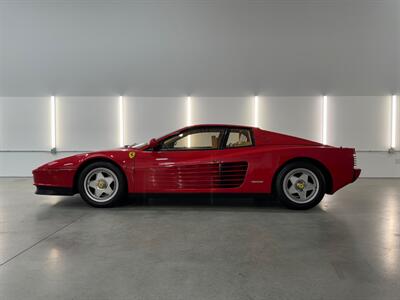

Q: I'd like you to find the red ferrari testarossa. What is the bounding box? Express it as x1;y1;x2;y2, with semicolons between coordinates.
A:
33;124;361;209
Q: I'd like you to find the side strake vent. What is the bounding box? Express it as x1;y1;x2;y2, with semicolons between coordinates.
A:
149;161;248;189
219;162;248;188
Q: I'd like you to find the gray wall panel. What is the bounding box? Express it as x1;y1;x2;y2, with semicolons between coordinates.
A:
0;0;398;97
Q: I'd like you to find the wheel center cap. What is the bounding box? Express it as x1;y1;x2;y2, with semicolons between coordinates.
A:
295;180;305;191
97;179;107;189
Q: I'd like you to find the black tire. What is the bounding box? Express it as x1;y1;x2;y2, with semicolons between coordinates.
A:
78;161;126;208
275;161;325;210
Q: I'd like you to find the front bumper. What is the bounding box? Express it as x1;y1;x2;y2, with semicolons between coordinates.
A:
352;168;361;182
35;185;75;196
32;167;76;188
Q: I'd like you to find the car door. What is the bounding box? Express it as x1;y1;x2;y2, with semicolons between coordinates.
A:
216;128;265;193
133;127;226;193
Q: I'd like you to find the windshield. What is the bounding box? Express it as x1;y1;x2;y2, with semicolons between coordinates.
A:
128;129;181;149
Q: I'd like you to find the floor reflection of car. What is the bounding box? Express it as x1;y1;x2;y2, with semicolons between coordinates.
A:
33;124;361;209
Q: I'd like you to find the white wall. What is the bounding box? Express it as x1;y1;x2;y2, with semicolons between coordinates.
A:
0;97;51;151
0;1;398;177
259;97;322;142
125;97;186;144
192;97;253;126
56;97;120;151
0;96;399;177
328;96;391;150
357;152;400;178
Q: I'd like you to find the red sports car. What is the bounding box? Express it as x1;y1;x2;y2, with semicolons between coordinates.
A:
33;124;361;209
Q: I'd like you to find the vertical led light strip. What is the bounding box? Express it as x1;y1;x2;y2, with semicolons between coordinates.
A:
322;95;328;145
186;96;192;126
390;94;397;149
50;95;56;152
254;96;259;127
186;96;192;148
119;96;124;147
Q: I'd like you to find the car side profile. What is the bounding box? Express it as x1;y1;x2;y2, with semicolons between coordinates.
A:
33;124;361;209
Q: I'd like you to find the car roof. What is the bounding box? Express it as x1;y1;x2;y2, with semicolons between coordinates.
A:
184;124;254;130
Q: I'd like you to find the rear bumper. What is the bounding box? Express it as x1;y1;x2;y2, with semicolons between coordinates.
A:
352;168;361;182
35;185;75;196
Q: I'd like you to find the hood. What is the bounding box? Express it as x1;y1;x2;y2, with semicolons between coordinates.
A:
34;148;132;171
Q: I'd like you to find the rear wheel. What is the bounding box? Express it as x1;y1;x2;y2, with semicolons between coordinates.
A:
275;162;325;210
78;162;126;207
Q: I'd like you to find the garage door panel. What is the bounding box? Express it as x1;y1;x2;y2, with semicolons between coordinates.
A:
0;97;51;151
260;97;321;142
192;97;253;127
57;97;119;151
330;96;390;150
125;97;186;144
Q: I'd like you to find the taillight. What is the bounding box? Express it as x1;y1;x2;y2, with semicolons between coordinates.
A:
353;152;357;168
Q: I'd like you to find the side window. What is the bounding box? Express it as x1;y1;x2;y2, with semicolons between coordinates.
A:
160;129;224;150
225;129;253;148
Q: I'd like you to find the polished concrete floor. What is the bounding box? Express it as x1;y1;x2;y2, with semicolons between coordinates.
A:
0;178;399;300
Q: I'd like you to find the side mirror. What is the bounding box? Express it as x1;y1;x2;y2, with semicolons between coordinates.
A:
148;138;158;150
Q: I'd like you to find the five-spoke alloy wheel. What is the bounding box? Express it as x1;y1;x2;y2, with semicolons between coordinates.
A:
78;161;126;207
276;162;325;209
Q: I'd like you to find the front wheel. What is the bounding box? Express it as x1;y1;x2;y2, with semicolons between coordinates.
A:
78;162;126;207
275;162;325;210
